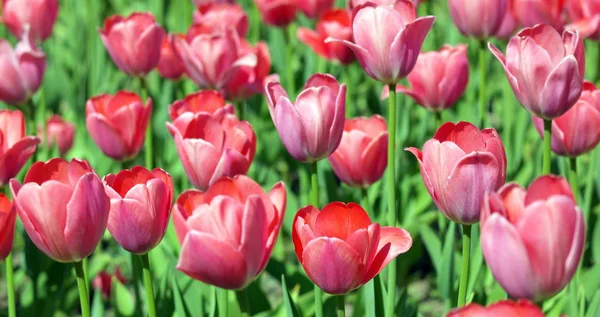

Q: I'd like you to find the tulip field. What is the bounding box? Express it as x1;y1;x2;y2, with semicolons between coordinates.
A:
3;0;600;316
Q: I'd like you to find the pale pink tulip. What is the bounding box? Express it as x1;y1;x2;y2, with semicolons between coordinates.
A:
193;3;249;37
448;0;507;38
1;0;58;41
0;110;40;186
566;0;600;40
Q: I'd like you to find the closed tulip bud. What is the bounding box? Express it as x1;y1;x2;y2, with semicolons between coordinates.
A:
169;90;235;122
293;202;412;294
92;267;127;299
407;122;507;224
495;0;520;39
265;74;346;162
0;33;46;106
173;175;286;289
490;24;585;120
328;1;435;84
193;3;249;37
0;110;40;186
104;167;174;254
481;175;585;300
328;115;388;187
513;0;566;30
10;158;110;263
86;91;152;161
448;300;545;317
382;44;469;111
567;0;600;40
224;40;277;101
0;194;16;261
100;12;166;76
166;112;256;191
297;9;355;65
40;115;75;156
298;0;335;19
157;34;186;80
1;0;58;41
448;0;507;38
348;0;420;10
254;0;297;26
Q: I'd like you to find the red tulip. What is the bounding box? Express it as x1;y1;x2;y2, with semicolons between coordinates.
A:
448;0;508;38
298;0;335;19
169;90;235;122
292;202;412;294
92;267;127;299
567;0;600;40
407;122;507;224
512;0;566;30
40;115;75;156
328;1;435;84
100;12;166;76
0;32;46;106
297;9;355;65
86;91;152;161
1;0;58;41
328;115;388;187
173;175;286;289
193;3;249;37
0;194;16;261
447;300;545;317
166;112;256;191
481;175;584;300
157;34;186;80
383;44;469;111
0;110;40;186
254;0;298;26
104;167;173;254
489;24;585;119
10;158;110;263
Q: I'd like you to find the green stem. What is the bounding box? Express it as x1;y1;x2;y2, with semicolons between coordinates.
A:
478;40;486;128
457;225;472;307
6;253;16;317
82;258;89;298
310;162;323;317
385;83;397;317
74;261;90;317
139;77;153;169
434;111;443;129
543;119;552;174
218;288;228;317
583;151;596;222
236;288;251;317
131;253;142;315
140;253;156;317
361;188;370;212
337;295;345;317
569;157;579;203
285;24;297;98
237;101;245;122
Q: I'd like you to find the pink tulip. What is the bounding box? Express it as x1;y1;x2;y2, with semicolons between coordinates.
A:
348;0;417;10
104;167;174;254
86;91;152;161
382;44;469;111
328;115;388;187
157;34;186;80
265;74;346;162
532;81;600;157
166;112;256;191
173;175;286;289
448;0;507;38
407;121;507;224
100;12;166;76
254;0;298;26
481;175;585;300
567;0;600;40
169;90;235;122
297;9;355;65
0;110;40;186
489;24;585;119
193;0;234;5
0;32;46;106
40;115;75;156
0;194;16;261
193;3;249;37
495;0;520;39
173;29;256;89
327;1;435;84
93;267;127;299
10;158;110;263
513;0;566;30
292;202;412;294
223;40;277;101
448;300;545;317
298;0;335;19
1;0;58;41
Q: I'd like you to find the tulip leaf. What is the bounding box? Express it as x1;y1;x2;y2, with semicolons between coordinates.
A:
438;222;456;311
281;275;301;317
419;224;442;273
585;290;600;317
111;276;135;317
91;291;105;317
363;275;385;317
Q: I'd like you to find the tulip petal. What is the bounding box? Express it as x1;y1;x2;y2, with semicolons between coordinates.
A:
86;114;128;160
274;96;309;161
314;202;371;240
524;175;574;205
363;226;412;282
389;16;435;79
540;56;583;119
240;195;267;279
208;148;250;186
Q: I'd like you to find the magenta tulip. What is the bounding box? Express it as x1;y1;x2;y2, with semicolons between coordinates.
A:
0;194;16;261
448;0;507;38
1;0;58;41
0;110;40;186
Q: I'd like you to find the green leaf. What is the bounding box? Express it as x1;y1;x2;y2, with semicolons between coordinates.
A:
419;224;442;272
91;292;105;317
586;290;600;317
111;276;135;317
281;275;301;317
363;275;385;317
438;222;456;311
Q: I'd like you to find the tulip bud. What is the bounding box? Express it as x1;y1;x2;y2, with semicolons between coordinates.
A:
169;90;235;122
298;0;335;19
1;0;59;41
254;0;298;27
223;40;276;101
0;194;16;261
297;9;355;65
40;115;75;156
157;34;186;80
448;0;508;38
0;110;40;186
193;3;249;37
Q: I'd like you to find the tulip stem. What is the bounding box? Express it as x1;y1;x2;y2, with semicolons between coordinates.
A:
310;161;323;317
6;253;16;317
236;101;245;121
543;119;552;174
236;288;251;317
140;253;156;317
139;77;153;169
130;253;143;315
74;261;90;317
569;157;579;203
478;40;486;128
458;224;472;307
83;258;89;296
337;295;345;317
218;288;228;317
385;83;397;317
285;24;297;98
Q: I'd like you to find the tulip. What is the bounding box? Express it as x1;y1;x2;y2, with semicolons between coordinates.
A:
327;1;435;84
448;0;507;38
254;0;297;27
382;44;469;111
193;3;249;37
348;0;419;10
0;194;16;261
0;33;46;106
489;24;585;120
298;0;335;19
328;115;388;187
10;158;110;263
86;91;152;161
93;267;127;299
1;0;59;41
567;0;600;40
481;175;585;300
166;112;256;191
407;121;507;224
169;90;235;122
448;300;545;317
265;74;345;162
104;167;174;255
157;34;186;80
224;40;278;101
40;115;75;156
100;12;166;76
495;0;520;39
173;175;287;289
532;81;600;157
297;9;355;65
0;110;40;186
513;0;566;30
193;0;234;5
292;202;412;294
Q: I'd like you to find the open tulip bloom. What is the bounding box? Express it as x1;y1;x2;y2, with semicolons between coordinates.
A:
447;299;545;317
